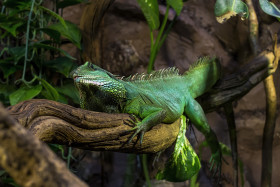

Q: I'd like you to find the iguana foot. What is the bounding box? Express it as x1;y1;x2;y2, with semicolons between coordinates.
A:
123;114;139;127
123;115;146;145
209;148;222;178
127;122;147;145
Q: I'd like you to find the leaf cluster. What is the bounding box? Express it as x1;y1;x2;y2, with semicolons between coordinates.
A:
214;0;280;23
0;0;85;106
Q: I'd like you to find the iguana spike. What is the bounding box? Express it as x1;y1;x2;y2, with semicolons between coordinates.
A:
131;73;138;80
124;66;180;82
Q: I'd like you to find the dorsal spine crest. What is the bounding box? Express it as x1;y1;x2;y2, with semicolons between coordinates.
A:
124;67;179;82
184;57;216;75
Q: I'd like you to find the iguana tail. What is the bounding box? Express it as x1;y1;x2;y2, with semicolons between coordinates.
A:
184;57;221;98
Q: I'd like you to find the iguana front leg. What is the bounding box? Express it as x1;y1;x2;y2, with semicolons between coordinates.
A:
184;98;222;175
124;99;166;144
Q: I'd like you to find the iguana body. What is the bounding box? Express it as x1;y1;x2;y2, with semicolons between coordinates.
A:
71;58;221;169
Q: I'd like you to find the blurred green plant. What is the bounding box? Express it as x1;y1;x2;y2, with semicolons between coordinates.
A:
137;0;186;73
214;0;249;23
259;0;280;20
214;0;280;22
0;0;85;186
0;0;84;106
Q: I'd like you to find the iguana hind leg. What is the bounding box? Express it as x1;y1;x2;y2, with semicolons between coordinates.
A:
184;98;221;175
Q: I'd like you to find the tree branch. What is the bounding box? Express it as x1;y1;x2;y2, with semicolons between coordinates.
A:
0;103;88;187
200;48;278;112
7;99;180;154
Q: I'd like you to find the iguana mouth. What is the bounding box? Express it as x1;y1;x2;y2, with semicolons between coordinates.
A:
73;76;82;81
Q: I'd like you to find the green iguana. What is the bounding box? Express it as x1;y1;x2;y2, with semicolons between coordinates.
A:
71;57;222;173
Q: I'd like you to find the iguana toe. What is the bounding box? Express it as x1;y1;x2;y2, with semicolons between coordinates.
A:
209;149;222;179
127;122;147;145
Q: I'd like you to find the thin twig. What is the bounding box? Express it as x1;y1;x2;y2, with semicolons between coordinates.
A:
20;0;36;84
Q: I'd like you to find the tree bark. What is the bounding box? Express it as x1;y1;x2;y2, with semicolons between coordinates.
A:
0;103;88;187
200;49;278;112
7;99;180;154
80;0;115;65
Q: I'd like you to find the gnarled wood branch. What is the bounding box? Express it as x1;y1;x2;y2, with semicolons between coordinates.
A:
7;99;180;154
0;103;88;187
200;49;278;112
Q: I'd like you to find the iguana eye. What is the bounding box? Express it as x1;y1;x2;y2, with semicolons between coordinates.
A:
88;62;99;70
87;62;92;68
87;62;95;70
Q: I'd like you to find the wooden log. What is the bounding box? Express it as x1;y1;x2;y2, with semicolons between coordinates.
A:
7;99;180;154
0;103;88;187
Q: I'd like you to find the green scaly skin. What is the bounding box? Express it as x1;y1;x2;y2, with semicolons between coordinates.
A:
71;57;222;173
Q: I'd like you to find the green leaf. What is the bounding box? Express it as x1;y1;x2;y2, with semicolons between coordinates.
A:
0;84;16;97
43;57;77;77
156;116;201;182
259;0;280;19
0;84;16;105
48;21;82;49
0;21;24;37
167;0;183;15
38;6;68;29
38;78;59;101
31;42;76;60
8;46;26;63
39;28;61;43
3;0;31;8
0;14;25;37
57;94;69;104
57;0;84;9
55;83;80;104
137;0;160;30
0;61;18;78
9;84;42;105
215;0;249;23
0;47;8;57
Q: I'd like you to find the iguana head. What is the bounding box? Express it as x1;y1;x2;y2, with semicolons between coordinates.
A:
71;62;126;112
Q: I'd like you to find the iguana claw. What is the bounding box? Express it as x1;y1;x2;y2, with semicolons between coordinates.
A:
124;114;149;145
127;122;146;145
124;114;139;127
209;149;222;178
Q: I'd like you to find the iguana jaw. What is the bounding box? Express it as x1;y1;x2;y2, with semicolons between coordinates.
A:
73;75;108;86
73;75;81;81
